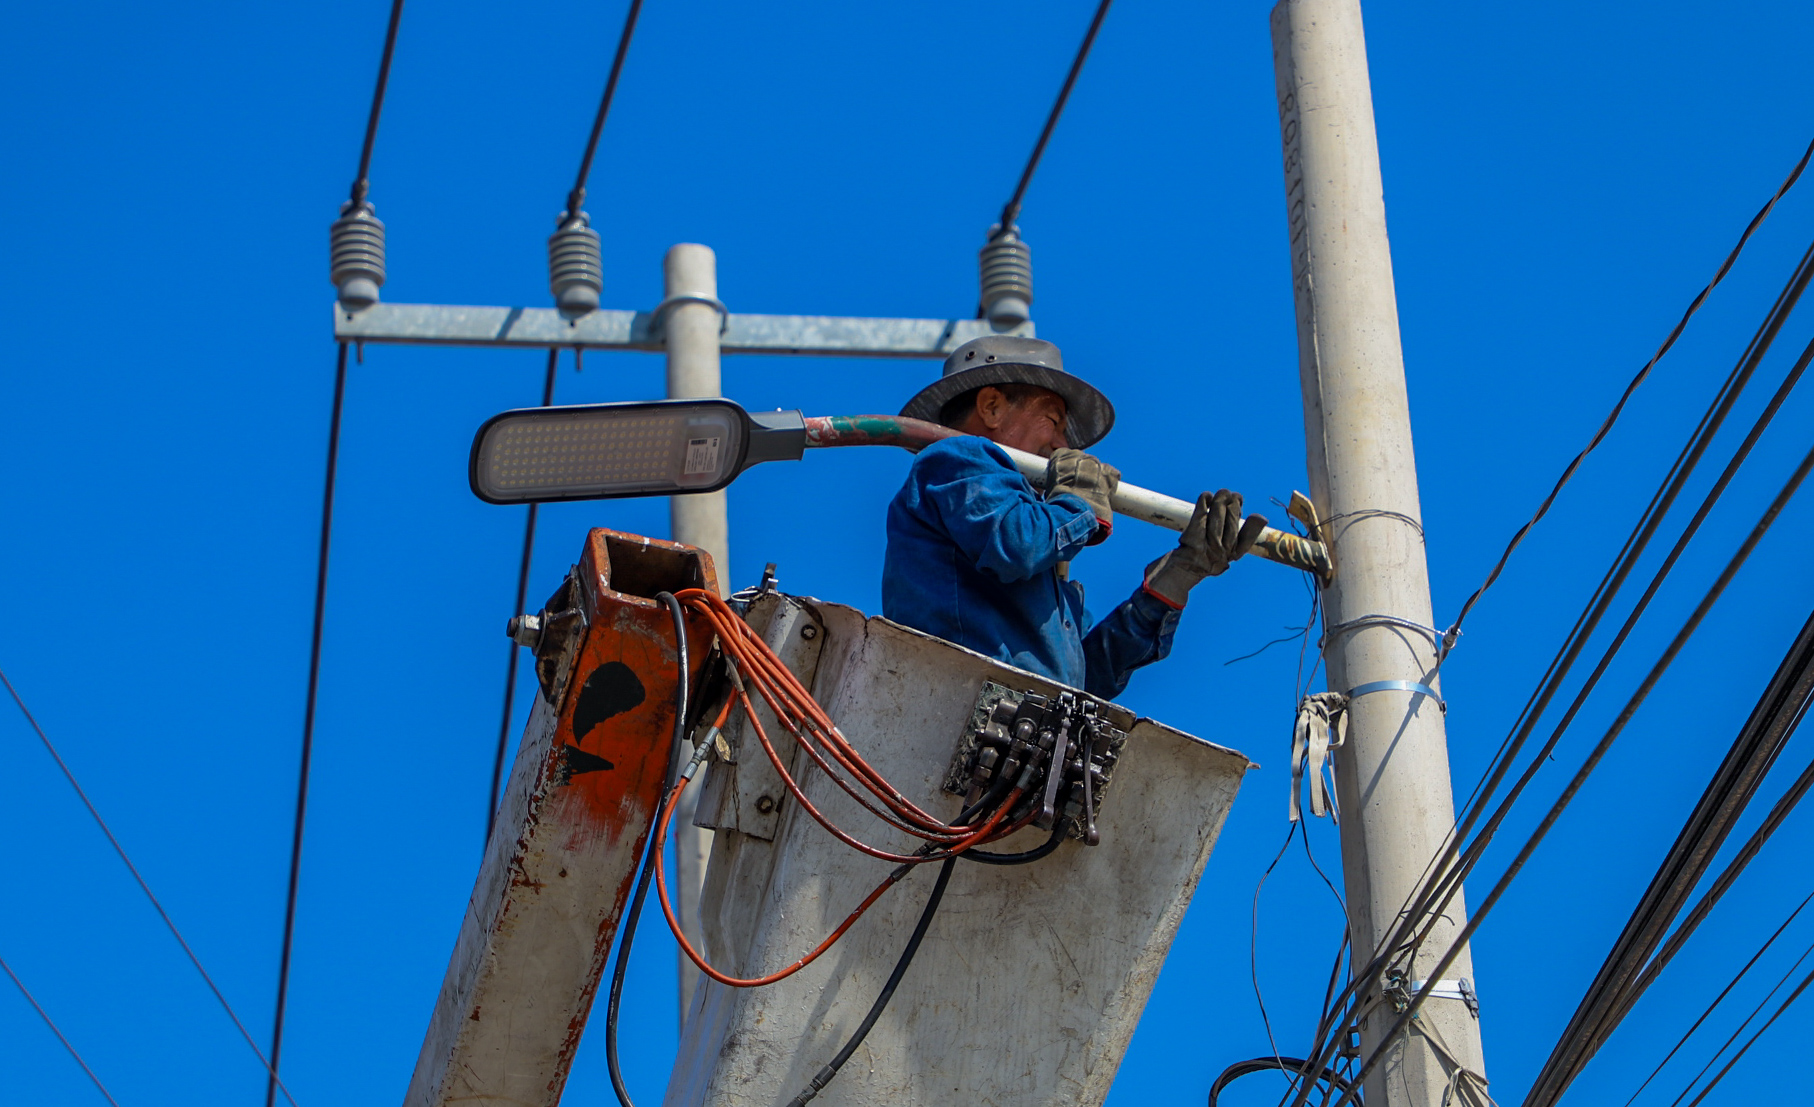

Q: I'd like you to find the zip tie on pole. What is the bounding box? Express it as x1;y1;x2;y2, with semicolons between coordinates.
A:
1291;692;1347;822
1347;678;1445;713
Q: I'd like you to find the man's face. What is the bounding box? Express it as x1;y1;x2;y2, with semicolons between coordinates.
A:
972;387;1070;457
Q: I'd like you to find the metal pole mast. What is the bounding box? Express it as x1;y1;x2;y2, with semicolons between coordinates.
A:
1270;2;1486;1104
664;242;726;1027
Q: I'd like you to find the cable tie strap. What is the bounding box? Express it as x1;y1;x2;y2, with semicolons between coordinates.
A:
1347;679;1445;714
1291;692;1348;824
1412;977;1479;1019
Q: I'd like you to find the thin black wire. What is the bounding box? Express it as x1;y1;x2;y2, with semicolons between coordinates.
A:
1663;933;1814;1107
1324;440;1814;1107
786;856;958;1106
605;591;690;1107
486;351;560;846
997;0;1115;231
349;0;407;208
1678;954;1814;1107
1437;133;1814;653
1251;823;1299;1093
268;343;350;1107
1285;237;1814;1106
567;0;646;216
0;953;121;1106
1623;887;1814;1106
0;668;298;1105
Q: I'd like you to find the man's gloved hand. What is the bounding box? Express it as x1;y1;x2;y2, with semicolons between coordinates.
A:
1143;489;1268;607
1046;448;1121;545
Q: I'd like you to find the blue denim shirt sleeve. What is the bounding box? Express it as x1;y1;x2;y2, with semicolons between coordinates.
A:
913;439;1097;582
1081;588;1182;700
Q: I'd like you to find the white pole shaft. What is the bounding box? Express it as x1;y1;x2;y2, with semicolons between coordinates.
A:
1270;2;1485;1104
664;243;723;1029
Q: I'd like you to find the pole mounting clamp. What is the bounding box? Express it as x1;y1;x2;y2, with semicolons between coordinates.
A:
1346;679;1444;714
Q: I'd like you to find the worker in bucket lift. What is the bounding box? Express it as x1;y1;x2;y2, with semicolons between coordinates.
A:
885;335;1264;701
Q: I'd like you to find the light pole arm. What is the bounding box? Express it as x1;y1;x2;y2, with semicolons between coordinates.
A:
801;415;1332;579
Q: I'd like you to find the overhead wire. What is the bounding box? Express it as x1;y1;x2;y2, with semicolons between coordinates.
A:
1674;944;1814;1107
996;0;1115;231
565;0;645;218
0;952;121;1107
273;2;407;1101
485;350;559;846
1623;887;1814;1106
1281;229;1814;1107
1322;437;1814;1107
1436;134;1814;656
1524;599;1814;1105
0;669;300;1105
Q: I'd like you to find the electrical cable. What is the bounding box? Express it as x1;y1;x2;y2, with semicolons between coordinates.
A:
268;343;348;1107
1322;439;1814;1107
785;856;959;1107
997;0;1115;232
958;818;1067;865
485;350;560;847
1283;237;1814;1105
0;952;121;1107
1661;931;1814;1107
1211;1057;1355;1107
1436;133;1814;656
1676;953;1814;1107
604;590;691;1107
1524;600;1814;1106
272;1;408;1097
1622;887;1814;1107
566;0;645;217
0;668;300;1105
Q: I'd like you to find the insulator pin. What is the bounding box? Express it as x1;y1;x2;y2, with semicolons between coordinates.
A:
330;201;386;309
979;226;1033;328
549;212;603;316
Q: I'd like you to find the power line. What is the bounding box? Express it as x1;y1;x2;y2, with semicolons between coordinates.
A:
269;345;349;1107
0;952;121;1107
997;0;1115;231
566;0;646;217
1282;234;1814;1107
273;0;408;1097
1437;133;1814;655
0;667;299;1105
1526;600;1814;1105
1677;951;1814;1107
1327;437;1814;1107
487;350;560;845
1624;887;1814;1106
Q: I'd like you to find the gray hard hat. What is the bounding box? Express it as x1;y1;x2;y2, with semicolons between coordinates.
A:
899;335;1115;448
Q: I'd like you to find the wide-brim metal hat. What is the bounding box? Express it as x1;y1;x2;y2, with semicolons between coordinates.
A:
900;335;1115;448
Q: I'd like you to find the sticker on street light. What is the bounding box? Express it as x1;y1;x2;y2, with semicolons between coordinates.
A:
683;436;722;476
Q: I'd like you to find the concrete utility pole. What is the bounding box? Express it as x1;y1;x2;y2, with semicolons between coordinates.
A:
663;242;725;1026
1270;2;1487;1104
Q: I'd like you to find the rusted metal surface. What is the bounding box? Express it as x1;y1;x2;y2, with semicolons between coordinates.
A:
800;415;1334;579
404;529;717;1107
666;601;1249;1107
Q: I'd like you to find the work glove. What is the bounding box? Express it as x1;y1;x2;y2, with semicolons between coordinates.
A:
1142;489;1268;608
1046;448;1120;545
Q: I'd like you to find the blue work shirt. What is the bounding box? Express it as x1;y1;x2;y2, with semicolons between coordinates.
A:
882;435;1181;700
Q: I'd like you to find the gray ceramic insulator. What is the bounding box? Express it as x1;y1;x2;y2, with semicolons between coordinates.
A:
979;227;1033;327
548;213;603;315
330;202;386;309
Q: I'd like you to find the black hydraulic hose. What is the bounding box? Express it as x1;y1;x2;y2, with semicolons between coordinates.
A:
1210;1057;1355;1107
605;591;690;1107
787;856;958;1107
960;818;1068;865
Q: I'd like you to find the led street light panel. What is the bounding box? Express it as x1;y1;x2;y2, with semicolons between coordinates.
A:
470;400;748;504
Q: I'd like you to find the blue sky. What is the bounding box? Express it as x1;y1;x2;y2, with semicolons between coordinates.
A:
4;1;1814;1104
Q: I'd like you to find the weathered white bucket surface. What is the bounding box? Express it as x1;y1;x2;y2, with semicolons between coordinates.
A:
669;595;1249;1107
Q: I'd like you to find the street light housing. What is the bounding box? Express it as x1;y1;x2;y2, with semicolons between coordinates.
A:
469;398;806;505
